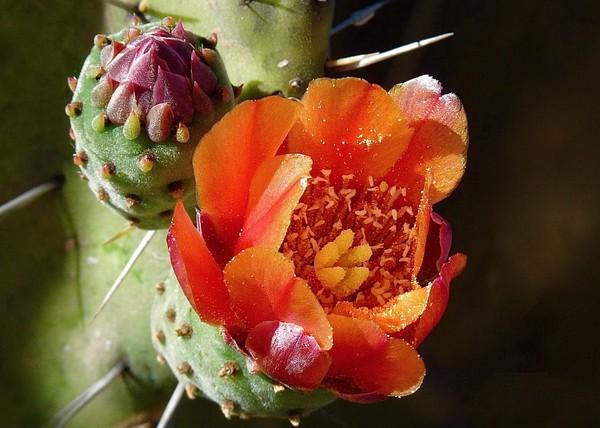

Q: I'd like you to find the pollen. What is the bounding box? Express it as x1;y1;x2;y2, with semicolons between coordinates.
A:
281;171;418;311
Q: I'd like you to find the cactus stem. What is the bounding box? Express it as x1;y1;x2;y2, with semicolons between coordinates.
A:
0;176;64;221
47;358;129;428
331;0;393;35
91;230;157;321
156;381;186;428
326;33;454;73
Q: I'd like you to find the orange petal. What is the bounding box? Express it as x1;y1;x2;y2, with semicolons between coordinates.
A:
235;154;312;253
193;96;302;255
402;253;467;347
223;247;333;349
332;286;431;334
412;170;433;278
324;315;425;400
387;75;468;204
287;77;413;185
167;200;238;327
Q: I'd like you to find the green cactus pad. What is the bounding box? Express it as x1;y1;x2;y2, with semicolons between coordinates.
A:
68;20;234;229
151;277;337;421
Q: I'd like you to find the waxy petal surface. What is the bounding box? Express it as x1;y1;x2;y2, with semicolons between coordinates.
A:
388;75;468;204
332;286;431;334
325;315;425;400
235;154;312;253
246;321;331;391
287;78;413;185
167;201;237;326
223;247;332;349
194;97;302;256
401;253;466;347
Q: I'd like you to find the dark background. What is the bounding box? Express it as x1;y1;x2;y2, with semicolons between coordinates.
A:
334;1;600;426
1;0;599;426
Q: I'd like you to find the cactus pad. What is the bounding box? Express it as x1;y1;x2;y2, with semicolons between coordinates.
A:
151;276;337;421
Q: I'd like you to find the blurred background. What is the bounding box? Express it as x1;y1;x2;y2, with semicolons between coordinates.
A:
1;0;599;426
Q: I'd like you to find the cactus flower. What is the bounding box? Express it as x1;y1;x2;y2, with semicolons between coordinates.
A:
167;76;468;402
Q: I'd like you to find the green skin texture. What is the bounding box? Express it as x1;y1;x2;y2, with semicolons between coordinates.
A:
152;277;337;420
0;0;338;426
70;24;234;230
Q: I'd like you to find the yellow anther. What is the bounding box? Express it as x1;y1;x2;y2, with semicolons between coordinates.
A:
334;229;354;254
337;244;372;267
314;242;340;269
334;267;370;298
314;229;372;298
316;267;346;289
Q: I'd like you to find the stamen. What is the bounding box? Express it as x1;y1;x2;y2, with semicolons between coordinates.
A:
281;171;419;310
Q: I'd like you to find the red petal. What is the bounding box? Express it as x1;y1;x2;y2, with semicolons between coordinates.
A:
152;67;194;123
223;247;332;349
193;97;302;257
191;50;217;94
235;154;312;253
387;75;468;204
246;321;331;391
286;77;413;185
167;200;238;327
401;253;467;347
324;315;425;400
127;45;170;90
417;211;453;283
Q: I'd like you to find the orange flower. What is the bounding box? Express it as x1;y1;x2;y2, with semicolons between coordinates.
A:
168;76;468;402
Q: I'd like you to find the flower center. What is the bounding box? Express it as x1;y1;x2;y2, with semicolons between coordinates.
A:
281;170;419;312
